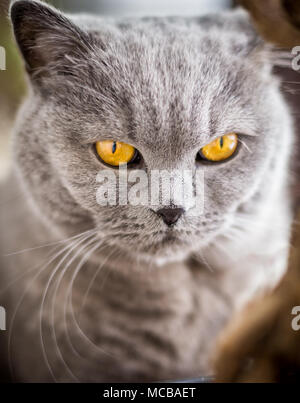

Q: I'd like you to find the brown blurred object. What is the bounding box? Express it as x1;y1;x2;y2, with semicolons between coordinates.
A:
214;214;300;382
283;0;300;28
238;0;300;47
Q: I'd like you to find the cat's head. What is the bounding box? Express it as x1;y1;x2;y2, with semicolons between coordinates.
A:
10;0;290;263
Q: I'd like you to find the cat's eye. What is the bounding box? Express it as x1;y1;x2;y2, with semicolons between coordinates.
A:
95;140;138;167
198;133;238;162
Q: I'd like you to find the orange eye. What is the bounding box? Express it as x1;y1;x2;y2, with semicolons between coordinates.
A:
199;133;238;162
95;140;136;166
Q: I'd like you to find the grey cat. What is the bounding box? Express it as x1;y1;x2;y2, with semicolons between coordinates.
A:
0;0;294;382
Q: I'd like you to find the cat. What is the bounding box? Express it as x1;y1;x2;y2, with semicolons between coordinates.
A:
0;0;294;382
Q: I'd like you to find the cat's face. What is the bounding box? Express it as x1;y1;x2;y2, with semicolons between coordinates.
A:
11;1;285;262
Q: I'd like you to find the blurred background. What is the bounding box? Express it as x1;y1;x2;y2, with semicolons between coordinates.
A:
56;0;231;16
0;0;231;179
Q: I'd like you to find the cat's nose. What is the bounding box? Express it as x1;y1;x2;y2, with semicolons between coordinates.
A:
156;208;185;226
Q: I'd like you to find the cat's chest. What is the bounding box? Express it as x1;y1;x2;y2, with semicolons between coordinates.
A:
7;255;231;381
64;262;231;380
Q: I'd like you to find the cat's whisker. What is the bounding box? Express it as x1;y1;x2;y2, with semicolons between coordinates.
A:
7;232;93;381
223;229;242;242
234;215;290;233
281;81;300;85
213;241;232;260
3;229;93;257
0;231;95;296
79;246;121;318
272;60;295;68
64;240;117;361
66;246;124;364
271;54;293;60
281;88;300;95
51;235;102;363
0;246;59;296
41;232;97;382
198;251;215;273
239;139;252;154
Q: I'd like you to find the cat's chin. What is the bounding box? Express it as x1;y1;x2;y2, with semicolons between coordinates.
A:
133;248;190;267
131;241;199;266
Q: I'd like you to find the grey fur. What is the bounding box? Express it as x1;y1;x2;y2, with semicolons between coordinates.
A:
0;0;293;381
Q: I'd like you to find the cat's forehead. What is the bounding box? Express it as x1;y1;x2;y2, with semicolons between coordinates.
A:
87;16;251;69
82;14;263;107
53;12;269;148
79;29;261;143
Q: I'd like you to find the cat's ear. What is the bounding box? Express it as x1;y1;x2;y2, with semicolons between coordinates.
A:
10;0;93;83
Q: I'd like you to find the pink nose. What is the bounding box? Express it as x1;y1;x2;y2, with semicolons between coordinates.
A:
156;208;184;226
